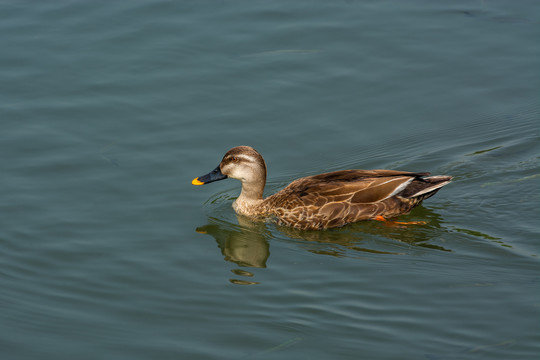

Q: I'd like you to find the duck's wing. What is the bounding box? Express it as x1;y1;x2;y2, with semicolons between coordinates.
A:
307;169;430;182
278;170;429;205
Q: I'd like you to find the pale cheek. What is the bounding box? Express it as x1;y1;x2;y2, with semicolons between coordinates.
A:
225;168;243;181
232;167;248;181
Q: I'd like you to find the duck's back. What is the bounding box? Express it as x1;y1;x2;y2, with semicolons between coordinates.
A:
262;169;450;230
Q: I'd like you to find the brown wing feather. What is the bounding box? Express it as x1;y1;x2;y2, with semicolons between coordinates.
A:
273;170;422;206
309;169;429;179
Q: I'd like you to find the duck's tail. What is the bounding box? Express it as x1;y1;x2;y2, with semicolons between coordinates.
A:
399;175;453;201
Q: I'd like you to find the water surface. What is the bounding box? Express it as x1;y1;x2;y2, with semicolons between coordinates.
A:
1;1;539;359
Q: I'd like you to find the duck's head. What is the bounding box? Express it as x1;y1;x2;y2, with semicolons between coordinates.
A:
192;146;267;188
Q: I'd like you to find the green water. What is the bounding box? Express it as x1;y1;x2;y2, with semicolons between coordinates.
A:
1;1;539;359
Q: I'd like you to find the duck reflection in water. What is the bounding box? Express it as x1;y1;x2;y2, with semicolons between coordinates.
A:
196;216;271;269
196;207;453;274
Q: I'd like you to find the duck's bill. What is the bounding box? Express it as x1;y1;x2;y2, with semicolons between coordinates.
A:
192;165;228;185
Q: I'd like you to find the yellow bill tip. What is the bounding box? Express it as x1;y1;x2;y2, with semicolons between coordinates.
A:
192;177;204;185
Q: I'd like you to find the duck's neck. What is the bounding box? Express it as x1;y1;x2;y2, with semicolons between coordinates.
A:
233;181;266;216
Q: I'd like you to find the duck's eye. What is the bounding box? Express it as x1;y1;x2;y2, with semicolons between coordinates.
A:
231;157;238;162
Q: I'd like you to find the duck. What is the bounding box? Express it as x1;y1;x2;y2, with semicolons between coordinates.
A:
192;146;452;230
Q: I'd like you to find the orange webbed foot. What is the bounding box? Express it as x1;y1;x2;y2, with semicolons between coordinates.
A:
374;215;426;226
